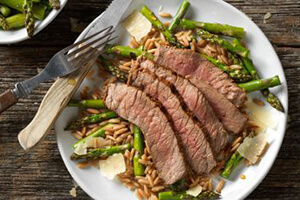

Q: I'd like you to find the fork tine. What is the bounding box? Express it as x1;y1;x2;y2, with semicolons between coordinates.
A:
62;25;113;54
67;30;116;59
70;36;118;64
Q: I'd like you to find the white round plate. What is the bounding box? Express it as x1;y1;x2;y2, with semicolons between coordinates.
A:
0;0;68;44
55;0;288;199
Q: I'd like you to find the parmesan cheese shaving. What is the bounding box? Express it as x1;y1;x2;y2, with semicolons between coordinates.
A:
74;142;87;155
99;153;126;180
237;133;269;164
84;137;107;148
249;117;267;134
186;185;202;197
123;10;152;42
246;99;278;132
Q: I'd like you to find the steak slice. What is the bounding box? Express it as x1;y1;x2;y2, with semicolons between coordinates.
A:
104;82;187;184
141;60;229;153
129;69;216;174
154;46;247;108
189;77;248;134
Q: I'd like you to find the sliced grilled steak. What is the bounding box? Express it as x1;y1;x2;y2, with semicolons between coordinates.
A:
154;46;247;108
141;60;229;153
188;77;248;134
129;69;216;174
104;82;187;184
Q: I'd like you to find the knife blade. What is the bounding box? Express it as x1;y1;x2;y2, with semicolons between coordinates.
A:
86;0;133;37
18;0;134;150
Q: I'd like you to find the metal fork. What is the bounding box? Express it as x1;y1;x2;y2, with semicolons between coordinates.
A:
0;26;117;113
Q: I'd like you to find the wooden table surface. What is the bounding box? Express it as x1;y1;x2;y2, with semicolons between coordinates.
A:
0;0;299;199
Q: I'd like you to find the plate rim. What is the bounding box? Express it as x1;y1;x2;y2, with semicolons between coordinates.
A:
55;0;289;199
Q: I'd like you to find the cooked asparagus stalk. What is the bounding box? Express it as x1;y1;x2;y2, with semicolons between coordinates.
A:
0;13;8;29
70;143;132;160
1;13;25;29
133;125;145;176
105;45;154;60
105;45;281;92
238;76;281;93
72;123;112;149
221;151;243;179
196;29;249;57
49;0;60;9
23;0;35;37
168;0;190;32
0;0;46;20
202;54;251;83
66;110;118;130
105;45;251;82
140;6;182;48
98;55;128;82
158;190;220;200
180;19;245;38
68;99;106;109
234;39;284;112
0;4;11;17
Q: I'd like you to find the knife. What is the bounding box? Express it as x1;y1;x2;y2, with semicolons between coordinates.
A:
18;0;134;150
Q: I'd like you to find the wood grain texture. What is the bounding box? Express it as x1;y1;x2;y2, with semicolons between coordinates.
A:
0;0;299;199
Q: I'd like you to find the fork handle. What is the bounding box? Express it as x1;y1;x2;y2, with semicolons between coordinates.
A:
0;90;18;113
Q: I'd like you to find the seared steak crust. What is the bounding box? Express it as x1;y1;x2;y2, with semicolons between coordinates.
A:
154;46;247;108
141;60;229;152
188;77;248;134
130;69;216;174
104;82;187;184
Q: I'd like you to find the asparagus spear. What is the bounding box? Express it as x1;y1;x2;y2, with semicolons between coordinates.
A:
133;125;145;176
243;57;284;111
70;143;132;160
0;0;46;20
168;0;190;32
202;54;251;83
0;13;8;30
221;151;243;179
105;45;154;60
1;13;26;29
23;0;35;37
140;6;182;48
238;76;281;93
105;45;251;83
98;55;128;82
0;4;10;17
196;29;249;58
158;190;220;200
232;40;284;112
105;45;282;92
180;19;245;38
49;0;60;9
72;123;113;149
66;110;118;130
68;99;106;109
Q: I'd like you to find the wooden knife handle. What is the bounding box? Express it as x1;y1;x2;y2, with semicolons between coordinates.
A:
18;57;97;150
0;90;18;113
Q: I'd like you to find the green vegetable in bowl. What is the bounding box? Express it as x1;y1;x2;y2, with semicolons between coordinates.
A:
0;0;60;37
0;4;11;16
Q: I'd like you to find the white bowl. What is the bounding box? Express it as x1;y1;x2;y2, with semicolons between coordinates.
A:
55;0;288;199
0;0;68;44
